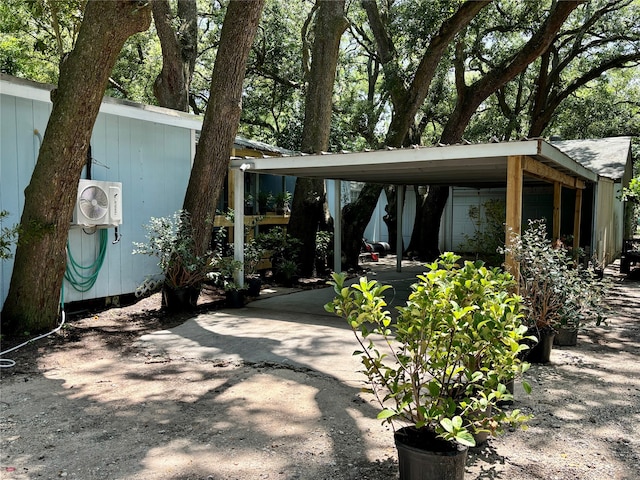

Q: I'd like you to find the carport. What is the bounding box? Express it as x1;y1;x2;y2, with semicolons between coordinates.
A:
229;139;598;284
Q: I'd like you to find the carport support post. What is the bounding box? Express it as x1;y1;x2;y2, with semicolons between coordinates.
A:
573;188;583;252
553;182;561;241
396;185;404;272
505;156;523;277
333;179;342;273
233;167;245;287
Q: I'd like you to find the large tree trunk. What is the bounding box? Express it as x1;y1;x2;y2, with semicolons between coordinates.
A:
342;183;384;270
408;185;449;261
287;0;347;276
382;185;398;251
341;0;488;268
152;0;197;112
413;0;582;261
182;0;265;256
2;0;151;334
363;0;491;147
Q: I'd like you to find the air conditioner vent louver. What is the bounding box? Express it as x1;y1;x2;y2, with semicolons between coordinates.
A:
79;185;109;220
72;180;123;227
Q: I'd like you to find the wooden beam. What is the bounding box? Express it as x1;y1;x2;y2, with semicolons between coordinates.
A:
505;155;524;276
523;156;585;189
213;214;290;227
553;182;561;241
573;188;582;252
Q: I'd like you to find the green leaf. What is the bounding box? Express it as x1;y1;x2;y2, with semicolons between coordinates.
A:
377;409;396;420
454;431;476;447
440;418;454;432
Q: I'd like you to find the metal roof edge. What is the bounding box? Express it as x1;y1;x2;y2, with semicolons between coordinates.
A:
231;140;545;170
538;140;598;183
0;73;204;131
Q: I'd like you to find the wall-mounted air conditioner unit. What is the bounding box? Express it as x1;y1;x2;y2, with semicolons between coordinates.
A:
72;179;122;227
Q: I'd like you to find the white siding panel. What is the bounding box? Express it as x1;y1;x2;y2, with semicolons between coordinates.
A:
448;188;505;251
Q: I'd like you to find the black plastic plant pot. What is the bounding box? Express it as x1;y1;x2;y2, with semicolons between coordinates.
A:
394;427;467;480
246;276;262;297
225;289;245;308
526;329;556;363
162;285;200;312
553;327;578;346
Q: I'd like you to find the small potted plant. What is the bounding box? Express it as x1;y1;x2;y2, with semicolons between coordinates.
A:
276;259;299;287
215;256;245;308
244;237;264;296
257;191;274;215
554;260;609;346
325;253;531;480
133;211;218;311
273;190;292;215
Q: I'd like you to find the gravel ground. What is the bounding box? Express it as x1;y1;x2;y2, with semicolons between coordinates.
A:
0;265;639;480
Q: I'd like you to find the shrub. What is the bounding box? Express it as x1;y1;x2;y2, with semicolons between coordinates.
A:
133;211;218;290
461;198;506;266
501;219;608;332
326;252;531;447
0;210;19;261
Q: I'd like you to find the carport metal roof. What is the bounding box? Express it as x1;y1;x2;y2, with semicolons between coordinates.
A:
230;138;598;186
228;139;599;282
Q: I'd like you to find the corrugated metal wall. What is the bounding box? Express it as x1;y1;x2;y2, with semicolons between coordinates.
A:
593;178;621;263
1;81;196;307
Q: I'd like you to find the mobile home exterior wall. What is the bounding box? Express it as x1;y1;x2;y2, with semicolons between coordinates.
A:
1;75;199;307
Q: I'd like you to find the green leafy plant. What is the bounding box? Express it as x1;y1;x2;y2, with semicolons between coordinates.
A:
620;177;640;204
0;210;19;261
315;230;332;275
621;177;640;235
276;258;299;284
214;256;244;292
325;252;531;447
461;199;506;266
257;190;274;213
243;237;265;278
273;190;292;213
501;219;609;332
133;211;218;290
255;226;301;276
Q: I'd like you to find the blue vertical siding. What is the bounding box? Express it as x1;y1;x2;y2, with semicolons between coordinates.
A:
1;85;196;307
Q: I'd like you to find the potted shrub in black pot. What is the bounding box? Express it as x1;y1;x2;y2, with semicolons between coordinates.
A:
325;253;531;480
255;227;302;284
502;220;609;359
554;263;609;346
215;257;246;308
273;190;291;215
133;211;218;311
244;237;264;297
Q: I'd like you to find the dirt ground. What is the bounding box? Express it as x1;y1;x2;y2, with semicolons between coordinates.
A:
1;266;639;480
